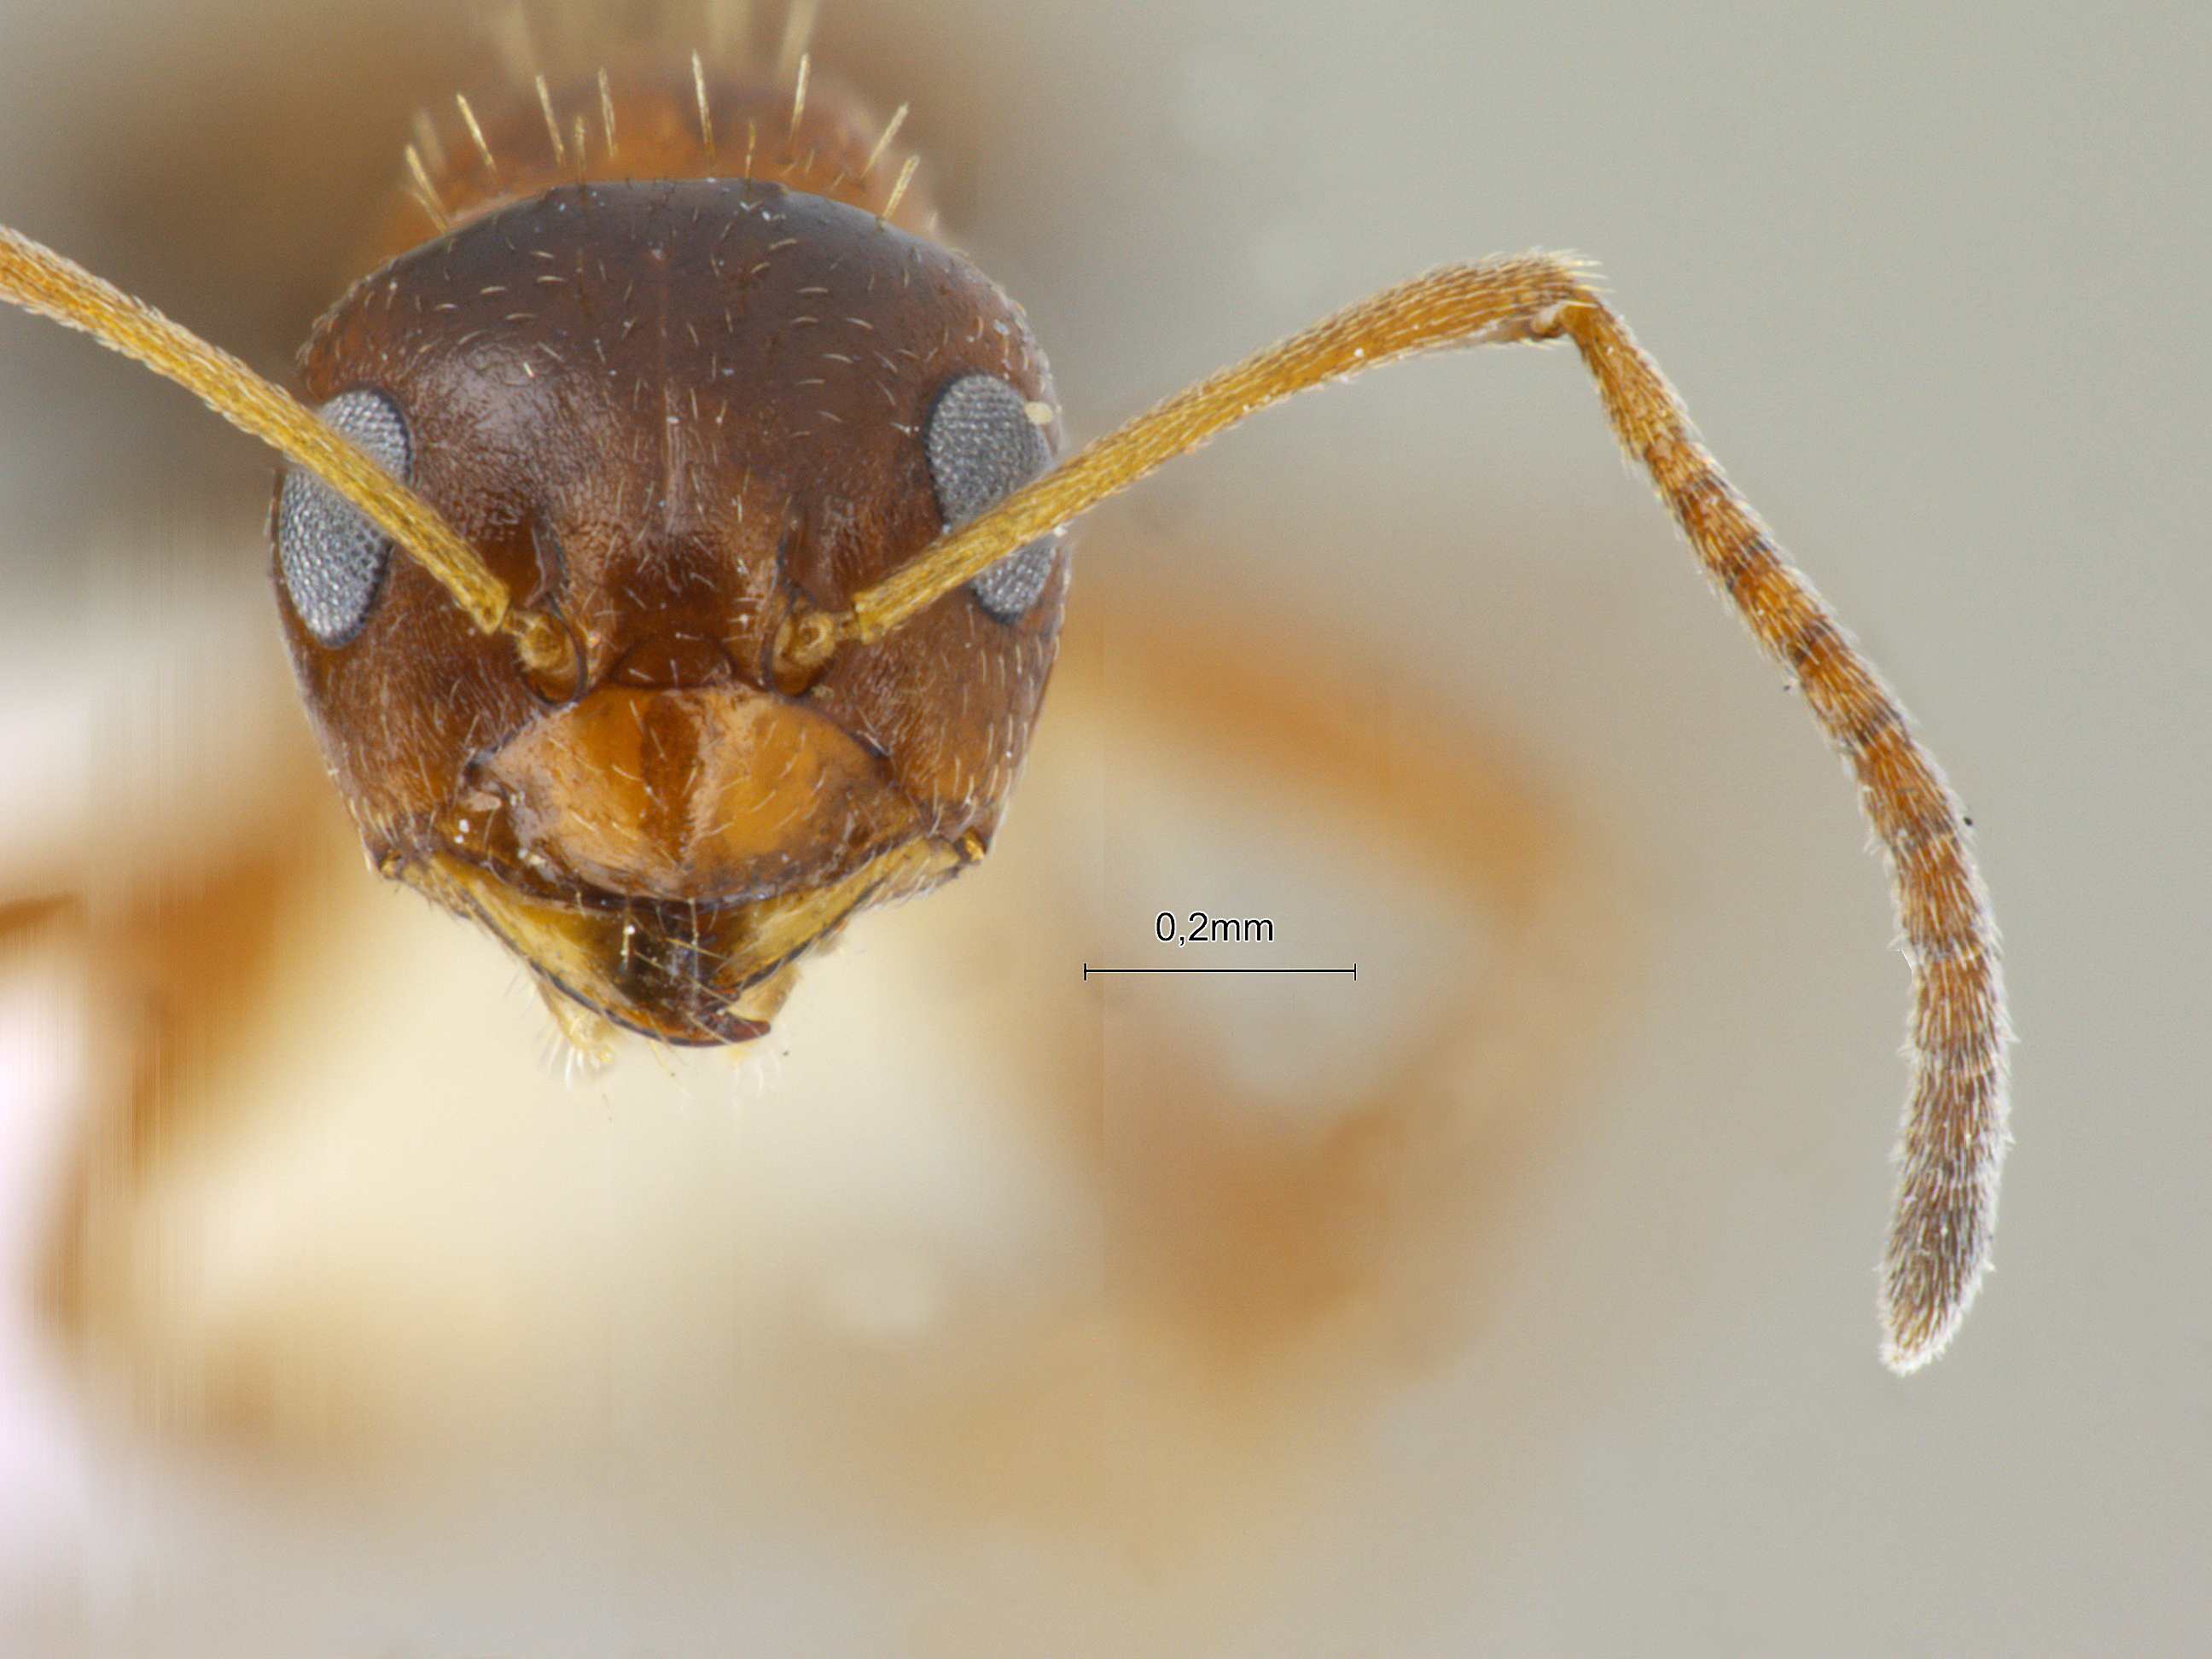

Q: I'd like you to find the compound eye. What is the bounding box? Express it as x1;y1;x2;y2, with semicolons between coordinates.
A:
924;373;1063;623
276;388;411;645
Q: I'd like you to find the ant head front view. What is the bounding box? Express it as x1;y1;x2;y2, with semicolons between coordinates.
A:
0;47;2010;1367
276;179;1068;1045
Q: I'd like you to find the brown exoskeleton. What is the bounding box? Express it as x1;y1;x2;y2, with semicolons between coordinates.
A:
0;41;2009;1371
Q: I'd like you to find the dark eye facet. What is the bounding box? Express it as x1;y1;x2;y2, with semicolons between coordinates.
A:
924;373;1062;623
276;388;411;645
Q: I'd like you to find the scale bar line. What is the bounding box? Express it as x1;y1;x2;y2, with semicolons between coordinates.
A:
1082;964;1358;979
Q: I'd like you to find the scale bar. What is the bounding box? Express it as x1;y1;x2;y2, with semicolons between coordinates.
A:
1083;964;1357;979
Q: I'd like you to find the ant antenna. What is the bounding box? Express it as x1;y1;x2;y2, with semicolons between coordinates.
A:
777;252;2011;1374
0;224;572;676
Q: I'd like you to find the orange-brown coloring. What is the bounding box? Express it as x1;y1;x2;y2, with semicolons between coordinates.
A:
281;64;1062;1047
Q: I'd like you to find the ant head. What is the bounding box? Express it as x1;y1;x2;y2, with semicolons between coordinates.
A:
276;179;1068;1044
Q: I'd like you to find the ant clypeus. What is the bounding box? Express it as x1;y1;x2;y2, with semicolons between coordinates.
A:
0;20;2009;1374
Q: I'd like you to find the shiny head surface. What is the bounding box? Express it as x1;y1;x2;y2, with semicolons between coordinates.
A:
278;178;1068;1044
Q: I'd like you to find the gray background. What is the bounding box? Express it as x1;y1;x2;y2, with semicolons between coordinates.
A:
0;0;2204;1652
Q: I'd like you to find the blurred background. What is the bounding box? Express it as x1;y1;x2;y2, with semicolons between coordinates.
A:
0;0;2205;1652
